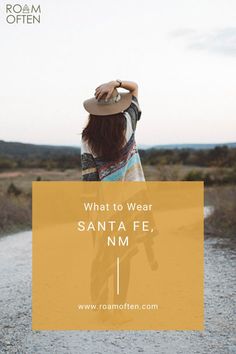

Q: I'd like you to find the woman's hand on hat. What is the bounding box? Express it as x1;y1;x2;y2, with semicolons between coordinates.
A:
95;81;118;101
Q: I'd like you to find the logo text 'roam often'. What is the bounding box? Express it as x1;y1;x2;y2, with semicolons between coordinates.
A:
6;4;41;24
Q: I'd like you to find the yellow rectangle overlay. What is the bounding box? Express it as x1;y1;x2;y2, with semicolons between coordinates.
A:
32;181;204;330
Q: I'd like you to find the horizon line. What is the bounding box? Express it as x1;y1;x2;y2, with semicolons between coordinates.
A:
0;139;236;148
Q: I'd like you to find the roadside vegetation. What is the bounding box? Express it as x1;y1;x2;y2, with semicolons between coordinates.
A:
0;142;235;237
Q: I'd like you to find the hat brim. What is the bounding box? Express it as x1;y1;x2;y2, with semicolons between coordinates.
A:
83;92;132;116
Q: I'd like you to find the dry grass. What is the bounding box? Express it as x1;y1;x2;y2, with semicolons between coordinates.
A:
0;169;81;236
0;194;31;236
0;168;235;239
143;164;220;181
205;186;236;238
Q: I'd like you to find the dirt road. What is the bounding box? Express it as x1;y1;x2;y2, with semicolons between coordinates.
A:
0;231;235;354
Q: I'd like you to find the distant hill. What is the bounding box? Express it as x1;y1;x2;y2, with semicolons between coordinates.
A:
138;142;236;150
0;140;235;171
1;140;235;158
0;140;80;159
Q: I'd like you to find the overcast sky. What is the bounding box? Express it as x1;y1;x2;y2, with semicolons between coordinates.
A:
0;0;236;146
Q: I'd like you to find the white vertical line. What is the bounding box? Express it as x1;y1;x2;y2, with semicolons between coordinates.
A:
117;257;120;295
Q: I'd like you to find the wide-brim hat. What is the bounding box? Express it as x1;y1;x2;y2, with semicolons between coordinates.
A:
83;89;132;116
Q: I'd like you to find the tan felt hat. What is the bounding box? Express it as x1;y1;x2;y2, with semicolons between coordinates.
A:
83;89;132;116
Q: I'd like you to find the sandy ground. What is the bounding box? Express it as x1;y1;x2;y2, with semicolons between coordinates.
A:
0;231;235;354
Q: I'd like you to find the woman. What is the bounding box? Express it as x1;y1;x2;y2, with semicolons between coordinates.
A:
81;82;157;325
81;80;145;181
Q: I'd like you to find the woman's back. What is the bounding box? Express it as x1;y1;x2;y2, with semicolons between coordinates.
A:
81;80;145;181
81;95;145;181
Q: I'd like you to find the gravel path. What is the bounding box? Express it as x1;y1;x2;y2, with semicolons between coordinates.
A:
0;231;235;354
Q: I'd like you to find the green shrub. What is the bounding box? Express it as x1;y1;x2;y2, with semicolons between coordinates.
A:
7;183;22;196
184;170;204;181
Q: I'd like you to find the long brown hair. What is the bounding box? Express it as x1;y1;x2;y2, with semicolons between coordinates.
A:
82;113;126;161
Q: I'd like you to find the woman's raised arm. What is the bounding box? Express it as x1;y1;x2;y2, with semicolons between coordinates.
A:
95;80;138;101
